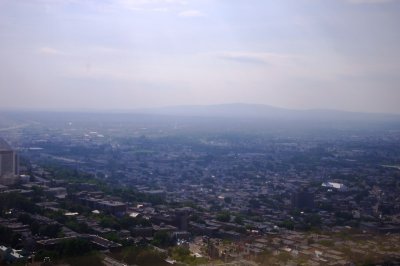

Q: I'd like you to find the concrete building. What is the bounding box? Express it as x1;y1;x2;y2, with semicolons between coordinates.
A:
291;188;315;210
0;138;19;185
97;200;127;215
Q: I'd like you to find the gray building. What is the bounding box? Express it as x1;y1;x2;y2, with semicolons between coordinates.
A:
0;138;19;184
291;188;315;210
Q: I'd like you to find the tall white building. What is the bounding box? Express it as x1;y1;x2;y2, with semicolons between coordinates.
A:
0;138;19;184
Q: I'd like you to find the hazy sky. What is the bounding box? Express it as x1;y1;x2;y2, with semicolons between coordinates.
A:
0;0;399;113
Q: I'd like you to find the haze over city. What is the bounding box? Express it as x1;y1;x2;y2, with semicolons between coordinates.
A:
1;0;400;113
2;1;400;266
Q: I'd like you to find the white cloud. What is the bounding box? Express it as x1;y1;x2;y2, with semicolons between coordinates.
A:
20;0;187;12
345;0;396;4
213;51;392;83
121;0;186;4
178;9;205;17
117;0;186;10
38;47;65;56
216;51;298;65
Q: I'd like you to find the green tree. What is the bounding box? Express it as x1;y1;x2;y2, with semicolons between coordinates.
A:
152;231;173;248
224;197;232;204
135;249;167;266
60;239;93;257
216;211;231;222
40;224;62;238
234;216;244;225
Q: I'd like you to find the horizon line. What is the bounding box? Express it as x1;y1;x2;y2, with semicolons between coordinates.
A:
0;103;400;116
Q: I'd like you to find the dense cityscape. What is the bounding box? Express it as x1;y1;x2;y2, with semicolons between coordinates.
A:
0;110;399;265
2;0;400;265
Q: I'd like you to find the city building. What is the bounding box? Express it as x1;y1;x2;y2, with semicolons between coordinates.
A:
291;188;315;210
0;138;19;185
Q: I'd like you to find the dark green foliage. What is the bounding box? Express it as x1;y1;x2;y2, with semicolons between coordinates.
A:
65;220;91;234
60;239;93;257
335;211;353;220
113;246;168;266
304;214;321;227
104;232;120;243
99;216;120;230
319;240;334;247
46;210;68;224
64;253;103;266
0;193;39;215
59;200;91;214
152;231;174;248
17;214;61;237
279;220;294;230
319;202;334;212
36;238;94;262
17;213;34;224
171;246;190;258
31;186;45;202
36;250;102;266
224;197;232;204
248;199;261;209
170;246;207;265
35;249;60;262
136;249;168;266
39;224;62;238
119;216;151;229
0;225;20;247
234;215;244;225
42;163;166;206
216;211;231;222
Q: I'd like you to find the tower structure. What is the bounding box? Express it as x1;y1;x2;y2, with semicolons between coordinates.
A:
0;138;19;185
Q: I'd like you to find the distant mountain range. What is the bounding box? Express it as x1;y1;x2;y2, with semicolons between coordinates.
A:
136;103;400;121
1;104;400;132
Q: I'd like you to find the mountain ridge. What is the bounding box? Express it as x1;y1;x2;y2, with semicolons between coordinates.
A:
134;103;400;121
